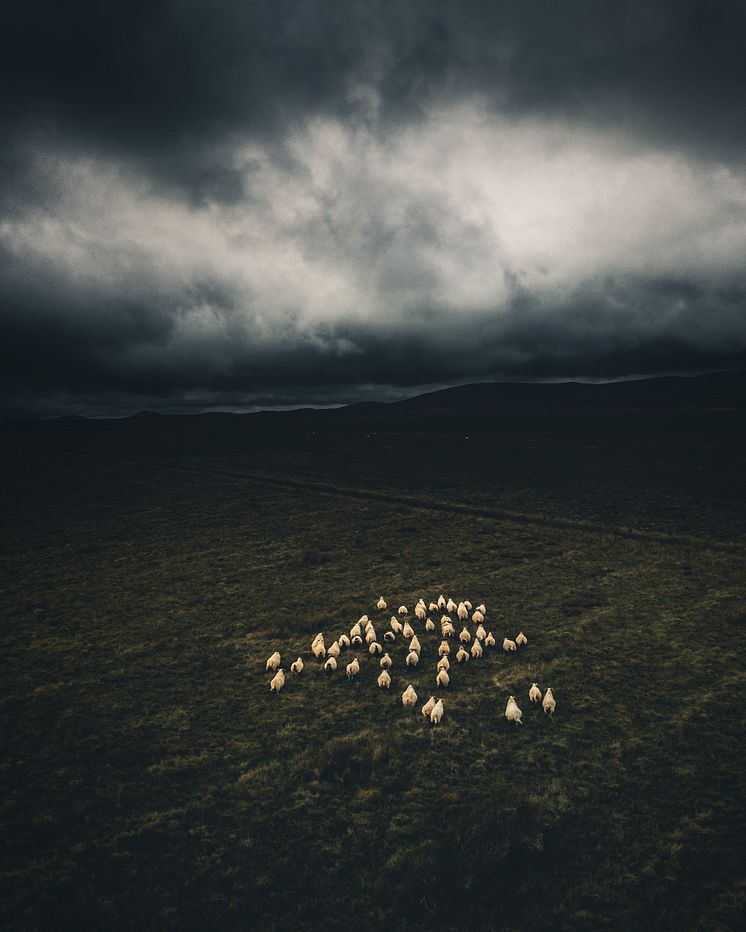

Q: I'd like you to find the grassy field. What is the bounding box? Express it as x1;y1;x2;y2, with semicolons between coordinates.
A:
1;408;745;930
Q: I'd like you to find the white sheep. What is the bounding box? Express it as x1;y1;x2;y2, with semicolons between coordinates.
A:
390;618;403;634
503;638;517;652
456;646;470;663
369;641;382;656
428;601;439;612
436;668;450;687
270;669;285;692
484;632;496;648
358;614;369;625
441;620;455;638
349;623;362;640
437;594;447;609
365;627;377;645
406;650;420;668
380;653;392;669
351;635;363;648
472;610;485;623
398;605;408;615
529;683;541;703
516;632;528;647
543;688;556;716
421;695;436;718
327;641;341;658
425;618;436;633
324;656;338;673
446;598;457;613
409;635;421;653
430;698;444;724
376;597;387;610
464;600;473;611
415;604;426;620
457;602;468;621
346;658;360;679
290;657;304;675
459;627;471;644
475;603;486;614
505;695;523;725
338;634;351;649
437;655;450;671
384;631;396;643
438;641;450;657
475;624;486;641
402;684;418;707
470;640;483;659
312;640;326;659
402;621;415;639
377;669;391;689
266;651;281;672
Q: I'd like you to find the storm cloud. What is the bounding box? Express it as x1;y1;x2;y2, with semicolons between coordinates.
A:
2;0;745;414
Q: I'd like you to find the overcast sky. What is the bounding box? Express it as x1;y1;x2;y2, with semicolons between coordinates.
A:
2;0;745;415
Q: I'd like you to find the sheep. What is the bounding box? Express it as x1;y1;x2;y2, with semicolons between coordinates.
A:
369;641;382;656
484;633;495;648
543;688;556;716
505;695;523;725
425;618;436;633
503;638;517;652
338;634;351;649
402;684;418;707
270;669;286;692
409;635;422;653
421;695;436;718
472;610;485;623
441;620;455;638
470;639;483;659
415;604;426;621
406;650;420;668
311;632;324;647
290;657;304;675
438;641;450;657
516;632;528;647
459;627;471;644
428;601;439;612
437;655;450;672
436;668;450;687
351;635;363;648
365;627;377;645
446;598;457;613
358;614;369;625
475;603;486;614
384;631;396;643
398;605;408;615
456;646;470;663
430;698;444;724
377;669;391;689
327;640;341;658
475;624;487;642
346;658;360;679
402;621;415;639
437;594;447;609
376;597;387;610
350;623;362;640
266;651;281;672
324;656;338;673
529;683;541;703
312;640;326;659
457;602;469;621
390;618;403;634
464;600;473;611
380;653;393;669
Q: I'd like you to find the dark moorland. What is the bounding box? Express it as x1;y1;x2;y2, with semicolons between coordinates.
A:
2;372;746;930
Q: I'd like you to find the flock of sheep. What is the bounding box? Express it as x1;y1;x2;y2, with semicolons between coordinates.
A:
265;595;557;726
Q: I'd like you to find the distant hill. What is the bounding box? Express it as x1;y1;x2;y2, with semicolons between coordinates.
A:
392;371;746;410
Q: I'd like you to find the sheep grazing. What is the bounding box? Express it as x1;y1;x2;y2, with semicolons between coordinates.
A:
503;638;517;652
338;634;351;649
472;610;485;624
377;669;391;689
346;658;360;679
384;631;396;643
505;695;523;725
380;653;392;669
358;613;369;625
369;641;382;656
324;656;338;673
415;604;426;620
266;651;281;672
484;632;496;648
430;699;444;724
428;601;439;612
409;635;422;653
425;618;436;633
327;641;341;658
349;623;362;640
398;605;409;615
402;684;418;707
390;618;403;634
312;640;326;659
459;627;472;644
270;669;286;692
475;603;486;613
421;695;436;718
442;620;455;638
529;683;541;703
376;597;387;610
457;602;468;621
402;621;415;639
351;635;363;648
365;627;377;645
516;632;528;647
446;598;457;613
456;646;470;663
436;668;450;687
406;650;420;668
437;655;450;671
290;657;304;675
437;594;447;609
464;600;473;611
470;640;483;659
475;624;487;641
543;688;556;716
438;641;450;657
